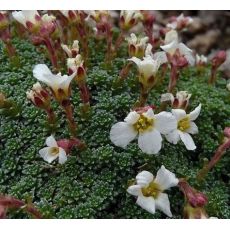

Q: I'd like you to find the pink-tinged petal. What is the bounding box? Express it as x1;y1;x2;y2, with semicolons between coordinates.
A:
136;195;156;215
58;148;67;164
138;129;162;154
178;131;196;150
171;109;187;121
124;111;140;125
165;129;180;145
46;135;58;147
178;43;195;66
154;165;178;190
110;122;137;148
189;104;201;121
154;112;177;134
155;193;172;217
127;185;142;196
187;122;198;134
136;171;154;187
33;64;54;87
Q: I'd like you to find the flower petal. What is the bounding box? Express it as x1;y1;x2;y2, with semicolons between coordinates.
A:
154;112;177;134
165;129;180;144
154;165;179;190
110;122;137;148
136;195;156;215
58;148;67;164
127;185;142;196
143;108;155;119
136;171;154;187
187;122;198;134
171;109;186;121
33;64;54;87
189;104;201;121
39;147;58;163
124;111;140;125
178;131;196;150
12;11;26;27
46;135;58;147
178;43;195;66
138;129;162;154
155;193;172;217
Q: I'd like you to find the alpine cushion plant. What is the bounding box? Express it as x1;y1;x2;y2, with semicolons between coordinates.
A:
0;10;230;219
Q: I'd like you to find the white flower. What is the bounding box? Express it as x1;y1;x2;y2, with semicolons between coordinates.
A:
126;33;149;48
61;40;80;58
39;135;67;164
127;166;178;217
120;10;143;30
165;104;201;150
129;54;167;86
167;14;193;30
12;10;39;27
41;14;56;23
160;30;195;66
145;44;168;65
67;54;84;73
33;64;76;101
196;54;207;65
110;108;177;154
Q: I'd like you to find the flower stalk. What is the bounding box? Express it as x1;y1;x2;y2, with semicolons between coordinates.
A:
197;127;230;181
0;195;42;219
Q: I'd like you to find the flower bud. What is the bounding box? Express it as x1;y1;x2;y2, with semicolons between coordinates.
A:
0;11;9;30
184;204;208;219
167;14;193;31
211;50;227;68
26;82;51;109
61;40;80;58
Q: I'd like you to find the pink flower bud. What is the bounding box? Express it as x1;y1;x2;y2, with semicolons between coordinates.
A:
212;51;226;68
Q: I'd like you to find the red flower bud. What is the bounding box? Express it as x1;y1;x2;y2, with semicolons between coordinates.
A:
212;51;226;68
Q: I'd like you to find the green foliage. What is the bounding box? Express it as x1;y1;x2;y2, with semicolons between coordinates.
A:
0;38;229;219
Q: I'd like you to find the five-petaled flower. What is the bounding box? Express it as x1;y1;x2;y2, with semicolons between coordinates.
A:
127;166;179;217
160;30;195;67
165;104;201;150
39;135;67;164
33;64;76;103
110;108;177;154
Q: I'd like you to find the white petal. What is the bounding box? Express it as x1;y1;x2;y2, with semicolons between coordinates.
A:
143;108;155;119
61;44;72;57
128;57;141;66
154;165;179;190
39;147;58;163
171;109;187;121
164;30;179;44
178;131;196;150
59;72;76;91
58;148;67;164
136;171;154;187
187;122;198;134
136;195;156;215
165;130;180;144
23;10;39;23
46;135;58;147
153;51;168;65
12;11;26;27
160;41;177;55
33;64;54;87
154;112;177;134
124;111;140;125
110;122;137;148
178;43;195;66
127;185;142;196
138;129;162;154
155;193;172;217
189;104;201;121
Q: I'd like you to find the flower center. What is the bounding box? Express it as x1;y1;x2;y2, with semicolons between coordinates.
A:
133;114;154;133
50;147;60;156
141;181;162;198
178;116;190;131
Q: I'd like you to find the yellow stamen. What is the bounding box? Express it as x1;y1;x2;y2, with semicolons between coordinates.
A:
133;114;154;133
141;181;162;198
178;116;190;131
50;147;59;156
